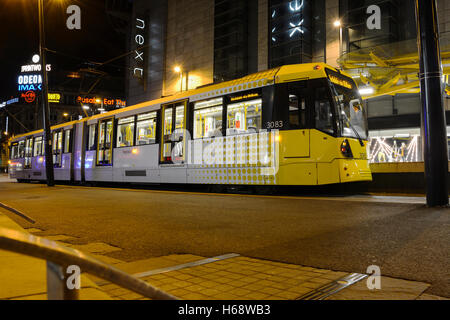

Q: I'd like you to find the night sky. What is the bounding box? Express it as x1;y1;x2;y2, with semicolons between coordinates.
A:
0;0;129;99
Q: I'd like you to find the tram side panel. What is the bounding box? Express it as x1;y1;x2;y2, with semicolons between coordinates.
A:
114;144;161;183
53;153;71;181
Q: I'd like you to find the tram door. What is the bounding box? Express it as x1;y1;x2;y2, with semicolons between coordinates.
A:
97;118;114;166
160;100;187;164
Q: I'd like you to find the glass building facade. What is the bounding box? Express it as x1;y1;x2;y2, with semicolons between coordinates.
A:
123;0;450;163
214;0;258;82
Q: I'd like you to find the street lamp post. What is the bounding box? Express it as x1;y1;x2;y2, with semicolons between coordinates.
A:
415;0;449;206
38;0;54;186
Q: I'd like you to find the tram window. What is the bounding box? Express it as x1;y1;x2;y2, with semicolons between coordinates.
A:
161;101;187;163
25;138;33;157
11;143;18;159
52;131;63;167
162;107;173;159
52;131;63;153
289;95;307;129
193;98;223;139
24;138;33;168
136;112;157;145
314;87;334;135
64;129;71;153
97;119;113;165
226;99;262;136
173;105;186;161
116;117;135;148
87;124;97;151
33;137;43;156
18;140;25;158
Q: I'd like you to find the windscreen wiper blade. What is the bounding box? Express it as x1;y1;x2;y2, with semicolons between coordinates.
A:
340;110;365;147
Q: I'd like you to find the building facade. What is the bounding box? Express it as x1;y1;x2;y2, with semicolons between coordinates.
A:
127;0;450;164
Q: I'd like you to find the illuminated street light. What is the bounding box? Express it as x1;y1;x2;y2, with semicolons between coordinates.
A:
174;66;184;92
82;105;90;110
359;87;374;96
334;19;343;56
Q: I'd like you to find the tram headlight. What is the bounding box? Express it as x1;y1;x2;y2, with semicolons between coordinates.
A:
340;139;353;158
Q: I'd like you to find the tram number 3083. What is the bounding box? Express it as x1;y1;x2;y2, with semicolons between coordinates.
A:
266;121;284;129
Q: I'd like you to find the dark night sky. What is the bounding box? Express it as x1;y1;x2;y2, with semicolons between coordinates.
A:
0;0;129;99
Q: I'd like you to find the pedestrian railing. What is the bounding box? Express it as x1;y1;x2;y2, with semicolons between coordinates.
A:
0;227;178;300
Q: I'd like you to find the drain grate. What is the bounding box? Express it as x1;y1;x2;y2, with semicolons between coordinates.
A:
296;273;368;300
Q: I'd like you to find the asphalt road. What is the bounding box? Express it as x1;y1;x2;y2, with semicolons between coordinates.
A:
0;179;449;297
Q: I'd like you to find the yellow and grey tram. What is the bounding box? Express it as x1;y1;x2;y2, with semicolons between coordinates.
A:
8;63;372;187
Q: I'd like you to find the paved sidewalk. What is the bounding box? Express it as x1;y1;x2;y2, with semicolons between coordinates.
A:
91;254;447;300
0;210;112;300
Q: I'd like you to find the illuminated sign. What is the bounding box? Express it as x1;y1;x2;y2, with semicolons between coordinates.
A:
17;74;42;91
21;91;36;103
132;17;147;81
230;92;260;102
21;64;51;73
271;0;306;43
19;92;60;104
48;93;61;103
16;55;53;92
0;98;19;108
76;96;126;107
328;75;354;90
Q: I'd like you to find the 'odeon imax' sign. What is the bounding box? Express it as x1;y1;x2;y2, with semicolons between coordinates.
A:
16;55;52;92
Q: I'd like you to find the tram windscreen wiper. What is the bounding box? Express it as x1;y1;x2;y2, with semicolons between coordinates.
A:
340;109;364;147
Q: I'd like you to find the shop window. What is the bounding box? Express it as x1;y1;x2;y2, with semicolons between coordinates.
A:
33;137;43;157
116;117;135;148
64;130;71;153
136;112;157;145
87;124;97;151
193;98;223;139
314;87;334;135
226;99;262;136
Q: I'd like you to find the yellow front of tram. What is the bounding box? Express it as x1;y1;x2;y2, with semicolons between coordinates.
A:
273;63;372;186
